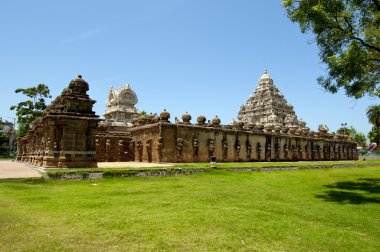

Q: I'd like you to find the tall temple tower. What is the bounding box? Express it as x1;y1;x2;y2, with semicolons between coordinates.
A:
237;70;300;127
104;84;139;126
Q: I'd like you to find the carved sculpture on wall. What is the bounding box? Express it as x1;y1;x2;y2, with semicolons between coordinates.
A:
54;126;63;151
106;139;111;161
95;138;99;154
291;145;297;160
222;139;228;161
265;143;271;161
297;145;302;160
304;144;309;160
117;139;123;162
46;137;51;152
234;139;241;161
274;143;280;161
129;140;135;161
192;138;199;159
146;139;152;163
137;140;143;162
257;142;261;161
283;143;288;160
176;138;184;162
208;139;215;158
246;140;252;160
157;137;164;162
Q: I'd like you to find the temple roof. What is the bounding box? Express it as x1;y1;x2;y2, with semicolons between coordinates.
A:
237;70;299;126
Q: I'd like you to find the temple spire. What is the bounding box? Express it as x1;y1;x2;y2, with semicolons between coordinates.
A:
237;70;299;126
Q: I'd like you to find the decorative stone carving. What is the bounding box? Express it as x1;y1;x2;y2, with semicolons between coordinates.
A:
197;115;206;125
132;114;159;126
256;123;264;132
146;139;152;162
246;141;252;159
182;112;192;124
212;116;221;127
264;123;273;133
137;141;143;162
318;124;329;134
233;121;244;130
257;142;262;161
273;124;282;133
192;138;199;158
68;75;89;94
284;143;288;160
274;143;280;161
245;122;255;130
157;137;164;161
295;127;302;136
222;140;228;161
160;109;170;122
104;84;138;126
106;139;111;161
235;140;241;161
208;139;215;157
176;138;184;162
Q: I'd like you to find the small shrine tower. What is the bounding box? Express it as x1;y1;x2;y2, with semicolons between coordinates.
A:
104;84;139;126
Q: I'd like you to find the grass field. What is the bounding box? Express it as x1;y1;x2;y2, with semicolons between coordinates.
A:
0;166;379;251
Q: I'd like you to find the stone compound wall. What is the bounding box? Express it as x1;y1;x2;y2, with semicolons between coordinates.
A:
96;128;132;162
128;119;358;163
16;76;101;168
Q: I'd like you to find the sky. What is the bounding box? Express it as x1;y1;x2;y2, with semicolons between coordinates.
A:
0;0;377;136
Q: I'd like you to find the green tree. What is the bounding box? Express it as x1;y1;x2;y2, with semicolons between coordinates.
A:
337;126;367;147
368;125;380;144
283;0;380;98
366;104;380;144
10;84;52;137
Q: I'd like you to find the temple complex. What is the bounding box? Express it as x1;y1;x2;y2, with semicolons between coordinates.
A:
16;71;358;167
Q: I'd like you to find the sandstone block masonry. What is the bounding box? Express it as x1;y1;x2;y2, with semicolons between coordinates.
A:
126;112;357;163
17;75;100;168
16;72;358;168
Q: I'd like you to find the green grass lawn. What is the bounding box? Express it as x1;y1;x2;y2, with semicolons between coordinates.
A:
45;160;380;175
0;167;379;251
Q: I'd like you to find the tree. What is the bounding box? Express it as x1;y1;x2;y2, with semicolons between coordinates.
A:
368;125;380;144
283;0;380;98
366;104;380;144
10;84;52;137
337;126;367;147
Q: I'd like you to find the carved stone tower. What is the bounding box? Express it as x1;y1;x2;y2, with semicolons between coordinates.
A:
237;70;299;127
104;84;138;126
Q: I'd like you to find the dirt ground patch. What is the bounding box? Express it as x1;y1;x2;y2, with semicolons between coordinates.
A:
0;160;41;179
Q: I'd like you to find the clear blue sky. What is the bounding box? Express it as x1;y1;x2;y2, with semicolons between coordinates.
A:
0;0;377;136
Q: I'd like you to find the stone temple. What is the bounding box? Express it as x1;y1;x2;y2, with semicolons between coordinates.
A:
16;72;358;167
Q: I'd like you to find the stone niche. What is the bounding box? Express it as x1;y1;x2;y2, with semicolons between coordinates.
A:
17;75;101;168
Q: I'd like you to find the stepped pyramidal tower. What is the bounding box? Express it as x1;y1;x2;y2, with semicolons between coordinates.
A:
237;70;301;127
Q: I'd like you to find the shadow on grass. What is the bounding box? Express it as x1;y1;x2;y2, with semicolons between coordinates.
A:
316;178;380;204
